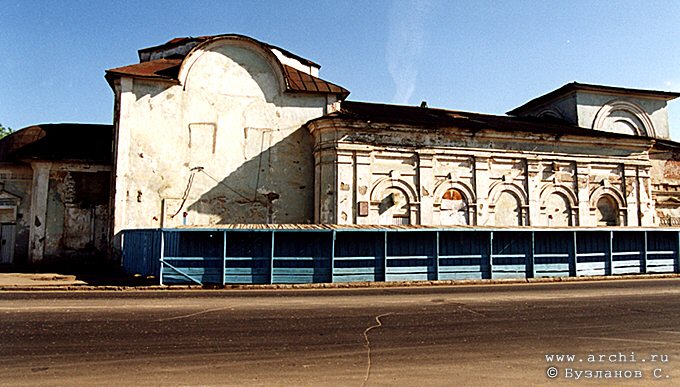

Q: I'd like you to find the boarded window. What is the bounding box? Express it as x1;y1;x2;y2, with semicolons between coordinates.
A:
440;188;468;225
188;122;218;165
544;193;571;226
70;172;110;206
63;204;109;251
378;187;410;225
0;223;15;264
0;208;16;223
494;191;522;226
596;195;619;226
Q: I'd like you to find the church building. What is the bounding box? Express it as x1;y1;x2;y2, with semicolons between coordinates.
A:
1;34;680;265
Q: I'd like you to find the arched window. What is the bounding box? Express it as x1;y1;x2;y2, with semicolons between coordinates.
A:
596;195;619;226
440;188;468;225
378;187;410;225
494;191;522;226
544;193;572;226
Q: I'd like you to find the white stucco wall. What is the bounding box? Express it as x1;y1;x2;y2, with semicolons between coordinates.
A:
575;92;670;139
309;119;655;228
518;93;578;124
511;90;672;140
112;38;339;237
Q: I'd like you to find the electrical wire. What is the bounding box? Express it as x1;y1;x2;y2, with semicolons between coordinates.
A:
170;167;202;218
170;165;263;220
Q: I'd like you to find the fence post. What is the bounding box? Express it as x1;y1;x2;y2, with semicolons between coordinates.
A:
434;231;440;281
159;230;165;286
642;231;648;274
383;231;388;282
607;231;613;276
331;230;336;283
270;230;275;285
528;231;535;279
489;231;494;279
222;230;227;286
571;231;577;277
676;231;680;273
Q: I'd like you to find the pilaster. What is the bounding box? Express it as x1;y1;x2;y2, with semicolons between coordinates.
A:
355;150;372;225
112;77;134;250
28;162;51;263
624;165;639;226
576;163;593;226
336;150;355;224
527;160;541;226
474;157;490;225
637;166;654;226
417;150;436;225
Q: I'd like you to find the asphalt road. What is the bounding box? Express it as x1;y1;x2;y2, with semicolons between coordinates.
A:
1;279;680;386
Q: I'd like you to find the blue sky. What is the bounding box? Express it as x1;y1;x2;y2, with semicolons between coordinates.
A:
3;0;680;138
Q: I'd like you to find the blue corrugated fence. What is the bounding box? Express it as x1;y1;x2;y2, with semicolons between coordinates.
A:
120;228;680;285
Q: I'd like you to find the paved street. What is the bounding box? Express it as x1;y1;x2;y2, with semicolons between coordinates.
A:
1;279;680;386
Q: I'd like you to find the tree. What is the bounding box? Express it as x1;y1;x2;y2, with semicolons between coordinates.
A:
0;123;12;139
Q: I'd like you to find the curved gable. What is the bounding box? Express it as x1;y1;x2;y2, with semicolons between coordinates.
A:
106;34;349;98
179;35;288;100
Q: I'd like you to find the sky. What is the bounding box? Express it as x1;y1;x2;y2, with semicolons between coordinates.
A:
3;0;680;138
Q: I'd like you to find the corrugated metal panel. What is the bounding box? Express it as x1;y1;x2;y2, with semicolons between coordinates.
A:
533;231;572;278
120;228;680;286
575;231;610;276
438;231;489;280
611;232;644;275
646;231;678;273
273;231;333;284
386;232;436;281
491;231;530;279
333;232;385;283
162;231;223;284
224;232;272;284
121;229;161;277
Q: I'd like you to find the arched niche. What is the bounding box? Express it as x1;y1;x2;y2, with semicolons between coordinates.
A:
537;108;567;122
370;178;418;225
592;99;656;137
488;183;528;226
589;186;627;226
539;184;578;226
596;195;620;226
432;180;476;226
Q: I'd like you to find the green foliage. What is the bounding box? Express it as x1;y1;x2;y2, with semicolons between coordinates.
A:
0;123;12;139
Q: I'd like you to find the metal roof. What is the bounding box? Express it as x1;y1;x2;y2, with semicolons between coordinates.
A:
105;58;182;86
164;223;669;232
508;82;680;116
137;34;321;68
316;100;655;143
105;59;348;97
283;65;349;97
0;123;113;163
107;36;348;98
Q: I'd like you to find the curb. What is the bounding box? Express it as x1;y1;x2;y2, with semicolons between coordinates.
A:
1;273;679;291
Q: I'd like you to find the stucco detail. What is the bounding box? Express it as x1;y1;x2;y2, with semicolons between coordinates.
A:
509;88;672;140
112;37;341;242
308;118;654;227
592;99;656;137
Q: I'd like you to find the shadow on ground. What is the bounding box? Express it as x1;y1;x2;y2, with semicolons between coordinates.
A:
0;258;158;286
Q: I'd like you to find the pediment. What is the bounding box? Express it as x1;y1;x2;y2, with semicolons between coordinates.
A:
0;185;21;206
